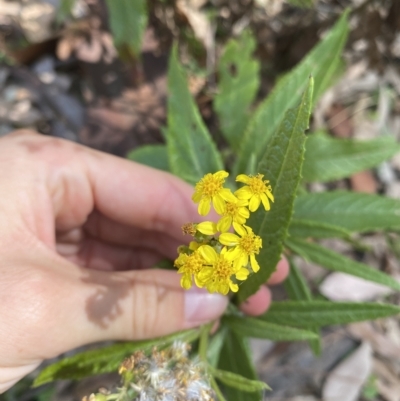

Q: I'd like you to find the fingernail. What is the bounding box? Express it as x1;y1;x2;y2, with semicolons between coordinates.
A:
184;287;228;327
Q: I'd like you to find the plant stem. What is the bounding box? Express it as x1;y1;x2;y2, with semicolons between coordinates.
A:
210;376;228;401
199;322;213;362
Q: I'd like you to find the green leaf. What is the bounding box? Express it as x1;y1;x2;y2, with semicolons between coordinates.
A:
294;191;400;233
286;237;400;291
126;144;169;171
284;258;312;301
207;327;228;368
166;46;224;184
214;31;260;150
289;218;351;238
209;366;270;393
302;131;400;182
106;0;147;56
217;329;260;401
237;77;314;302
234;11;349;174
284;259;321;355
262;300;400;327
33;329;199;387
223;315;319;341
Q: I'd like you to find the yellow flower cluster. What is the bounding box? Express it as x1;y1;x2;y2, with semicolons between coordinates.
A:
175;171;273;295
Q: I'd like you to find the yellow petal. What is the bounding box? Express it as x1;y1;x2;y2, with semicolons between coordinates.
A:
260;193;271;211
235;215;246;225
249;195;261;212
197;267;213;283
243;224;253;234
180;274;192;290
207;281;218;293
236;268;249;280
192;191;202;203
238;207;250;218
194;275;204;288
236;174;250;184
225;246;240;259
217;216;232;233
233;257;244;270
219;188;238;203
213;194;225;214
240;253;249;267
250;254;260;272
218;282;230;295
215;170;229;179
175;253;186;265
235;187;252;200
233;221;247;236
267;189;274;202
197;221;218;235
198;198;211;216
219;233;240;246
229;282;239;292
198;245;218;263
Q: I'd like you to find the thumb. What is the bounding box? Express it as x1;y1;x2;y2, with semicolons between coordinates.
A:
78;268;228;343
23;266;228;358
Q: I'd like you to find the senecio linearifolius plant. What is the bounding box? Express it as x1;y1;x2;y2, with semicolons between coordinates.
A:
84;171;274;401
32;13;400;401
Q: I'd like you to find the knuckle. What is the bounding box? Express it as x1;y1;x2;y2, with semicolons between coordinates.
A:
129;273;184;340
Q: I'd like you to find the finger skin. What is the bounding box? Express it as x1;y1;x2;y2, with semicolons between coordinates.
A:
240;286;272;316
239;258;289;316
267;257;289;285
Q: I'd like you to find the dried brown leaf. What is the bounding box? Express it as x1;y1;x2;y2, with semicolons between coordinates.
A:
349;322;400;361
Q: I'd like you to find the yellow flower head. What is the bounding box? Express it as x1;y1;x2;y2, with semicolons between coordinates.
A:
235;173;274;212
192;170;238;216
197;245;249;295
216;199;250;233
219;225;262;272
174;251;207;290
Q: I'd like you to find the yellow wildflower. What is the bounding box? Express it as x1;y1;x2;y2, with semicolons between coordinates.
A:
174;251;207;289
192;170;237;216
197;245;249;295
216;198;250;233
235;173;274;212
219;225;262;272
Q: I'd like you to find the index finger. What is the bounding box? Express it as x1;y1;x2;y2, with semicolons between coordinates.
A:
86;154;199;240
9;132;199;241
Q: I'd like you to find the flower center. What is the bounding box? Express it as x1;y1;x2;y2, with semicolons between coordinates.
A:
186;253;205;274
248;174;269;195
239;233;262;255
225;202;239;217
214;257;233;279
197;174;224;197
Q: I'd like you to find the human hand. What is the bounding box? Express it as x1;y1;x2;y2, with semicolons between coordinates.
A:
0;131;288;392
